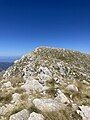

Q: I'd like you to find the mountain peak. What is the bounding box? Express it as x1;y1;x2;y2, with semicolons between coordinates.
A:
0;47;90;120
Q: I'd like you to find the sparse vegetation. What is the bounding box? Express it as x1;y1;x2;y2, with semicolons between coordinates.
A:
43;105;82;120
0;47;90;120
9;76;25;87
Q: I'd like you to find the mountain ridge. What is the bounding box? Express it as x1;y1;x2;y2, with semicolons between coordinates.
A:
0;47;90;120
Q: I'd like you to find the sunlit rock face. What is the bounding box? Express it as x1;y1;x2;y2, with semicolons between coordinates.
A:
9;109;30;120
0;47;90;120
33;98;65;112
28;112;44;120
54;89;70;104
21;78;43;93
66;84;78;92
77;106;90;120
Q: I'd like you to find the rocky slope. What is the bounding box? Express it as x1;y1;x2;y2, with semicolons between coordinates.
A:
0;47;90;120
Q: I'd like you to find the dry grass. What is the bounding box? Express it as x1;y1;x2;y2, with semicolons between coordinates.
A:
42;105;82;120
0;89;13;104
9;76;24;87
14;87;26;94
20;92;29;101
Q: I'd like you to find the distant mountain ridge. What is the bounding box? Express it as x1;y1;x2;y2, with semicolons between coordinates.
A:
0;56;20;62
0;62;13;72
0;56;20;72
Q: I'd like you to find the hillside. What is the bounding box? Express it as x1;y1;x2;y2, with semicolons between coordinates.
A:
0;47;90;120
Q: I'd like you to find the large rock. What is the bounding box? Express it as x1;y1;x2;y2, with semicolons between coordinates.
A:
77;106;90;120
33;98;64;112
55;89;70;104
0;106;6;116
38;66;52;76
56;62;69;76
66;84;78;92
38;73;52;84
0;104;14;116
11;93;21;103
21;79;43;93
9;109;29;120
28;112;44;120
82;80;90;86
2;81;12;88
23;64;36;80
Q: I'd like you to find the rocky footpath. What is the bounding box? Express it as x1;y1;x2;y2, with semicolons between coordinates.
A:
0;47;90;120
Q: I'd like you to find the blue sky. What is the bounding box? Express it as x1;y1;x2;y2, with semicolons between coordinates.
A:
0;0;90;56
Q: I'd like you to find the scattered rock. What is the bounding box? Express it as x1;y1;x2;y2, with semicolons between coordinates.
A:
28;112;44;120
0;106;6;116
57;62;70;76
72;104;78;111
33;98;64;112
38;73;52;84
77;105;90;120
4;104;14;115
23;64;36;80
9;109;29;120
1;47;90;120
11;93;21;103
66;84;78;92
0;104;14;116
82;80;90;85
77;106;90;120
55;89;70;104
21;79;43;93
38;66;52;76
3;81;12;88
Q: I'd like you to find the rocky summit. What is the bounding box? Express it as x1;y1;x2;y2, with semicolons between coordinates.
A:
0;47;90;120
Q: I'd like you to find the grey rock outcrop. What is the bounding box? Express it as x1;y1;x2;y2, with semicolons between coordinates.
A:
2;81;12;88
28;112;44;120
21;78;43;93
77;106;90;120
9;109;29;120
66;84;78;92
55;89;70;104
11;93;21;103
33;98;64;112
0;104;14;116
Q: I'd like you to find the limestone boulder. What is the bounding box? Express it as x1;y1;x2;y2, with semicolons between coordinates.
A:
66;84;78;92
28;112;44;120
11;93;21;103
33;98;64;112
77;106;90;120
55;89;70;104
21;79;43;93
2;81;12;88
38;66;52;76
9;109;29;120
0;104;14;116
